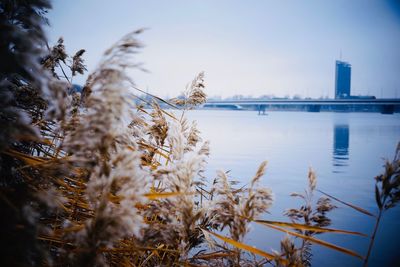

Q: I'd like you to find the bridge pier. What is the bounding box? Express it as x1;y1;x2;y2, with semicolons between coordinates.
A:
258;105;267;115
307;105;321;112
381;105;395;114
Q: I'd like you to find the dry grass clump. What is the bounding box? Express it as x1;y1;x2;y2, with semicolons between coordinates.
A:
210;162;273;243
1;3;277;263
284;169;336;266
206;163;273;265
1;1;399;266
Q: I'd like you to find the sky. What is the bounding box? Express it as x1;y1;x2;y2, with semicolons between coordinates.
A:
47;0;400;99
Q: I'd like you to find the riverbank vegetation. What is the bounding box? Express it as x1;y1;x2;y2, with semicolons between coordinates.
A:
1;1;399;266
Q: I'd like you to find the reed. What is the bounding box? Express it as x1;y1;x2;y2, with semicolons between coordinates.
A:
363;144;400;267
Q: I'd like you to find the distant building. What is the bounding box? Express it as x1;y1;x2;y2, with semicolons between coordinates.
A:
335;60;351;99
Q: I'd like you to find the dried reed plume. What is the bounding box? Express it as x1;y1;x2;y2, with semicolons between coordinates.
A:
170;71;207;109
208;162;273;265
284;168;336;266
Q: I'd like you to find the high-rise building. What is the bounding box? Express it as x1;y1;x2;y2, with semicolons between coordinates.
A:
335;60;351;99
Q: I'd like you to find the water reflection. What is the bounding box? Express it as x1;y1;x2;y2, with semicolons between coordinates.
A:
333;124;349;172
187;110;400;266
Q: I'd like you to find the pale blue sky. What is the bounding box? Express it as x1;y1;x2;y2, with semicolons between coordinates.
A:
47;0;400;98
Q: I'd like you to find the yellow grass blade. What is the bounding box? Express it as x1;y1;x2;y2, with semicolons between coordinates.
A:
144;191;194;200
108;191;192;203
41;138;55;146
192;252;234;260
59;224;85;233
259;223;364;260
317;189;375;217
202;229;286;264
254;219;367;237
100;246;179;254
38;235;65;244
138;244;164;267
154;150;171;161
137;141;171;155
4;149;45;166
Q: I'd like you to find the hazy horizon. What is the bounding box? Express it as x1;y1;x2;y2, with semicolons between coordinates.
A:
47;0;400;99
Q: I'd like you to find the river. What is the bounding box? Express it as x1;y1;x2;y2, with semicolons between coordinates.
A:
185;110;400;267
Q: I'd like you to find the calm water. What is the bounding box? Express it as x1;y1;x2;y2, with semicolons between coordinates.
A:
185;110;400;267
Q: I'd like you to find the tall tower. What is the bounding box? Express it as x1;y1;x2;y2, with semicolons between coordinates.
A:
335;60;351;99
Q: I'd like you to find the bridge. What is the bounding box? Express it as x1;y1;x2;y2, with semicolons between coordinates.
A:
202;99;400;114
